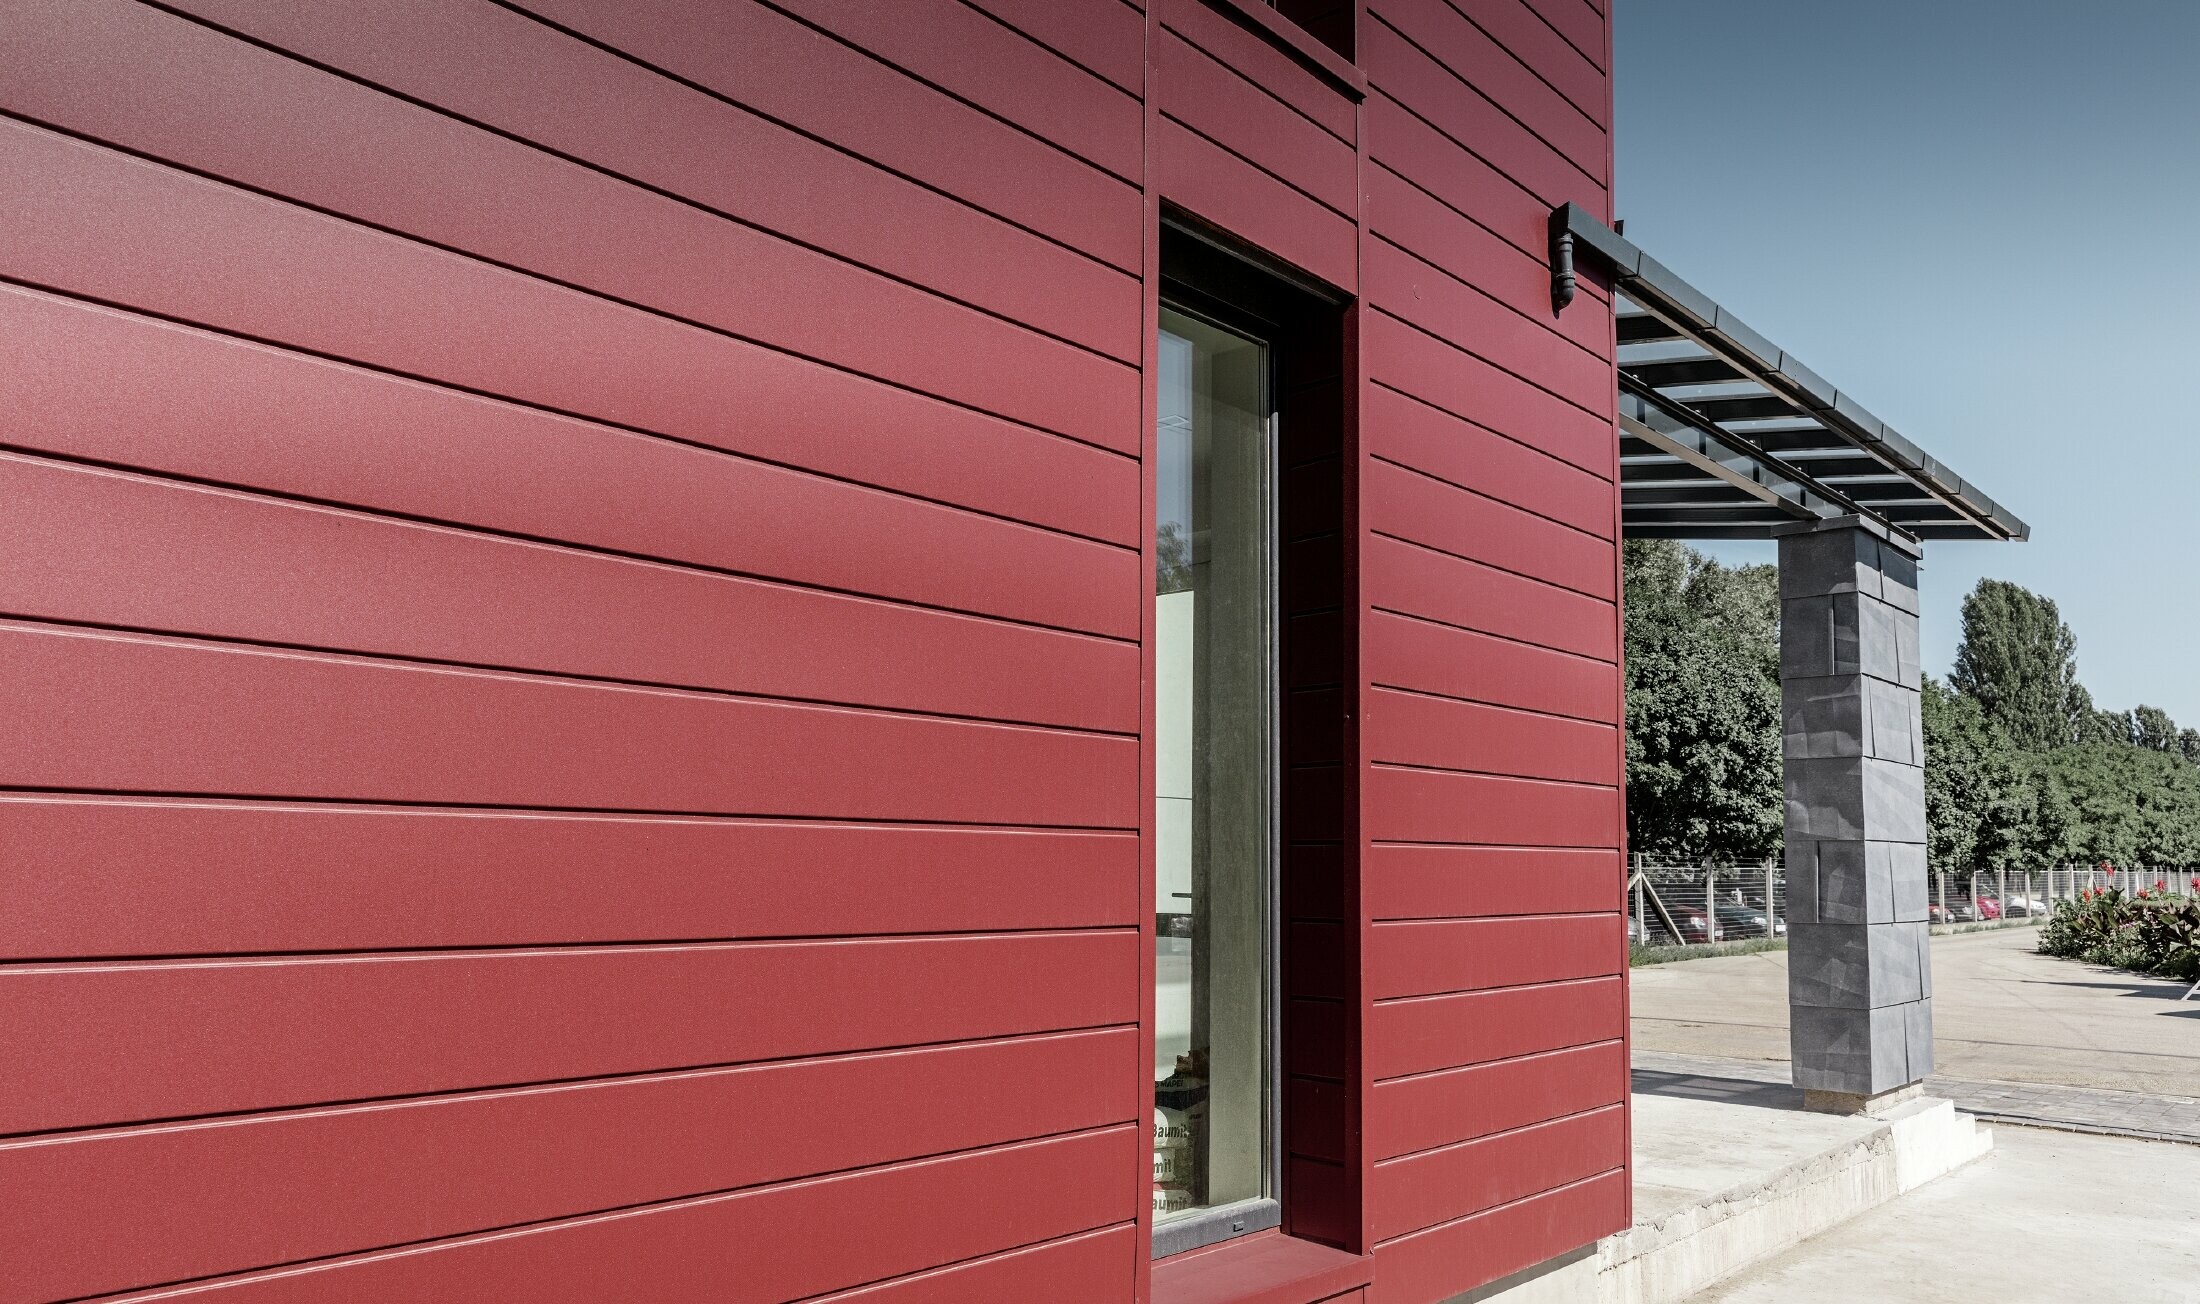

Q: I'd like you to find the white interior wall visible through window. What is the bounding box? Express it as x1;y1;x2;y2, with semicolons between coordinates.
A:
1152;306;1276;1242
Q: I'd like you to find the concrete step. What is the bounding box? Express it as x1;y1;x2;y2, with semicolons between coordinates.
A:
1468;1094;1993;1304
1603;1096;1992;1304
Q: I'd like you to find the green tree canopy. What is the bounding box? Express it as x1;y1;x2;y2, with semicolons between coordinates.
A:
1621;540;1782;863
2134;705;2181;753
2029;746;2200;865
1949;579;2080;751
1921;676;2033;871
1622;557;2200;873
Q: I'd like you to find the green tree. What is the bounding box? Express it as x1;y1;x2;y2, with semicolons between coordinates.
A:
1921;677;2031;871
2032;746;2200;865
1949;580;2080;751
2133;705;2180;753
1622;540;1782;862
2180;728;2200;766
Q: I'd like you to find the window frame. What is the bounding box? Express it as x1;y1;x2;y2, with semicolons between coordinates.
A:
1150;290;1287;1261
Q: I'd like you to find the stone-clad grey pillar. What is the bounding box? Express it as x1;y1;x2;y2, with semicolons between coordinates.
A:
1776;516;1932;1110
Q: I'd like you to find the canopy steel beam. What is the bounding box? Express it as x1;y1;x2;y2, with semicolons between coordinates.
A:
1555;204;2030;544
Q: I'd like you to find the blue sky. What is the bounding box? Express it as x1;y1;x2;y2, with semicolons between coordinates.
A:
1613;1;2200;724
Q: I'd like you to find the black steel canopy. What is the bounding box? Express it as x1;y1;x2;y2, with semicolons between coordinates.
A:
1550;204;2029;544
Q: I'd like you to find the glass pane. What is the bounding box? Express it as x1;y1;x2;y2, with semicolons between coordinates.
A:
1153;306;1273;1224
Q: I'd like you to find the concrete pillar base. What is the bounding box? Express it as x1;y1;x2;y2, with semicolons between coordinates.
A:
1802;1082;1922;1117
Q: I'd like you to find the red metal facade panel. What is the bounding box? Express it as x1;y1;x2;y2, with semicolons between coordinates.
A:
1368;1105;1626;1240
0;284;1138;546
9;1;1619;1300
0;451;1141;674
968;0;1147;93
1367;845;1621;921
1372;1171;1628;1301
508;0;1146;269
0;625;1137;827
1371;977;1626;1081
762;0;1144;182
1366;383;1614;538
0;799;1136;958
4;932;1137;1134
1367;1041;1629;1160
1154;117;1358;292
1365;164;1610;357
0;65;1135;442
1522;0;1609;74
1156;29;1357;218
1358;0;1624;1279
83;1131;1142;1304
10;0;1142;363
1367;610;1621;722
5;1031;1133;1304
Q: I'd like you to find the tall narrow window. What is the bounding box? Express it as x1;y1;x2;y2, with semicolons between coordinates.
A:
1153;305;1277;1250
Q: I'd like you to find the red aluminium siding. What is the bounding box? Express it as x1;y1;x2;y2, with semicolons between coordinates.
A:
1360;0;1628;1293
4;2;1619;1301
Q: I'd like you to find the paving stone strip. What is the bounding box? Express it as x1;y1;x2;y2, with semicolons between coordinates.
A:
1633;1048;2200;1147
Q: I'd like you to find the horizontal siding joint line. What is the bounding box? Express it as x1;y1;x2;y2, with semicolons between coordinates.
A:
0;1023;1145;1145
1372;528;1617;606
1368;230;1608;365
1371;1037;1626;1088
1365;9;1607;197
1368;1164;1626;1249
1157;15;1354;147
58;1122;1140;1301
1368;306;1610;424
0;612;1141;739
1373;972;1618;1012
1368;760;1618;793
1369;606;1618;671
748;0;1143;185
0;114;1139;453
1155;108;1355;223
1369;683;1619;731
0;783;1140;835
1368;379;1615;487
1370;1100;1626;1168
1368;453;1612;544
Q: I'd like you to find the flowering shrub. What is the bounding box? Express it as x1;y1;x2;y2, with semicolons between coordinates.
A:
2039;884;2200;981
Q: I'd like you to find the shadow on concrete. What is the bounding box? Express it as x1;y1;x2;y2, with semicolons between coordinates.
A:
2018;976;2195;1000
1631;1067;1804;1114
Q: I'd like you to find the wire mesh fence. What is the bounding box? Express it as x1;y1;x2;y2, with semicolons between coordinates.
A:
1625;859;2200;952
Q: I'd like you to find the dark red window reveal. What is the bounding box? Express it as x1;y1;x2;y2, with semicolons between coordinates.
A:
0;2;1626;1302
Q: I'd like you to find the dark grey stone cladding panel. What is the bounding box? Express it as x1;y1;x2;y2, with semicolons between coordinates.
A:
1777;518;1932;1098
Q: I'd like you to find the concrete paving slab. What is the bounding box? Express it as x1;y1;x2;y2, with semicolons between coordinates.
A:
1631;925;2200;1097
1690;1125;2200;1304
1638;1047;2200;1147
1605;1071;1989;1304
1629;1089;1884;1226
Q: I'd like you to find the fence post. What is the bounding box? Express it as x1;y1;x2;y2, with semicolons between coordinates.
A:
1765;861;1778;938
1705;865;1718;943
1997;867;2007;921
1634;872;1648;946
1936;869;1947;924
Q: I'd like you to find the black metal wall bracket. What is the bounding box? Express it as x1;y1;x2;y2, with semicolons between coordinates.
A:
1549;217;1577;313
